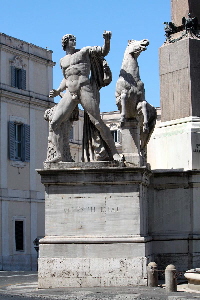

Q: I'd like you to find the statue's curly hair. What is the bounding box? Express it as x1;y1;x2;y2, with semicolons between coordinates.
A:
61;34;76;48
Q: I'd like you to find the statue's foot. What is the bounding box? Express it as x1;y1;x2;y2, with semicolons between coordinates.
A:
113;153;122;162
46;155;62;163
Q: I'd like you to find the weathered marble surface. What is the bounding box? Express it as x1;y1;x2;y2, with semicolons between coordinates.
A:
38;256;147;288
185;270;200;290
148;169;200;272
38;165;151;288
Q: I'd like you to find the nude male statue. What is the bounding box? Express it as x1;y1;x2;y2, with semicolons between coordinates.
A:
49;32;121;161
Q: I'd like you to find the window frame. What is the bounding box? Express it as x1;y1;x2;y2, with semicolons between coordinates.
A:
111;130;119;143
14;123;23;161
8;120;30;162
13;217;26;253
11;66;26;90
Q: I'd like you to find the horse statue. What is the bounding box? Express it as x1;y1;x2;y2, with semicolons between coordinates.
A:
115;39;157;164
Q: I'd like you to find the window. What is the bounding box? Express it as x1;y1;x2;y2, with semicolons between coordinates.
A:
8;121;30;162
111;130;118;143
14;123;23;160
15;220;24;251
11;66;26;89
111;130;121;143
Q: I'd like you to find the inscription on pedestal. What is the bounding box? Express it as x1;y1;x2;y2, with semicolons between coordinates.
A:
64;206;119;213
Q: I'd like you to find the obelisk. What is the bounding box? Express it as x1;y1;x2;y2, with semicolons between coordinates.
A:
171;0;200;26
161;0;200;122
148;0;200;170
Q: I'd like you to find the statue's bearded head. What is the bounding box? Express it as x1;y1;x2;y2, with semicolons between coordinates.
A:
61;34;76;50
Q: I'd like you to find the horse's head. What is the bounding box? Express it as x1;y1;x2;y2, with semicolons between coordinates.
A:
127;39;149;58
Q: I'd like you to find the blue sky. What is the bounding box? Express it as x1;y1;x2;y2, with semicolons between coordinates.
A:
1;0;170;112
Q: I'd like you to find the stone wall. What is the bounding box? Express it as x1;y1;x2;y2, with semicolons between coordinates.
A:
149;170;200;272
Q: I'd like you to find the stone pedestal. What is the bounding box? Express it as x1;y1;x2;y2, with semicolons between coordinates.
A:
185;270;200;290
147;116;200;170
121;119;142;166
37;162;151;288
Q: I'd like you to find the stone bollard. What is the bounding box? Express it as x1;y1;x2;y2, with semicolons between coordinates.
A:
147;262;158;287
165;264;177;292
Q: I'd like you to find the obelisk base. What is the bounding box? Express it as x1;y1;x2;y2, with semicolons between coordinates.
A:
147;116;200;170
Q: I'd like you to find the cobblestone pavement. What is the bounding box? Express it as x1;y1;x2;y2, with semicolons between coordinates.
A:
0;272;200;299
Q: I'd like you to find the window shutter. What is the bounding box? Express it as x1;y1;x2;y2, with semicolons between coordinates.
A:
11;66;16;87
17;69;22;89
23;124;30;162
117;130;122;143
21;69;26;90
8;121;15;160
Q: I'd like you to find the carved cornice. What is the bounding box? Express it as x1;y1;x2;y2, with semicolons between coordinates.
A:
108;122;120;130
0;87;54;109
0;43;55;67
9;55;27;68
0;32;53;52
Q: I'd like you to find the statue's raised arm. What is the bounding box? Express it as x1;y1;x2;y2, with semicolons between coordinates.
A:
101;31;112;56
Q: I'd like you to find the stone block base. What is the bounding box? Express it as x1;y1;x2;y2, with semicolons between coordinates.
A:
38;255;147;288
37;163;151;288
38;238;150;288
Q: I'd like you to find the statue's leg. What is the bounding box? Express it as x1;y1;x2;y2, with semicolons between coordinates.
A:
51;91;78;131
137;100;148;132
80;85;121;161
120;90;126;124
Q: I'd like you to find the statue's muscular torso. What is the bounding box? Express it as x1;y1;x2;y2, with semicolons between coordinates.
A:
60;47;92;95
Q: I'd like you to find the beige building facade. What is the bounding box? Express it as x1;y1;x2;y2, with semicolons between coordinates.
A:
0;33;54;270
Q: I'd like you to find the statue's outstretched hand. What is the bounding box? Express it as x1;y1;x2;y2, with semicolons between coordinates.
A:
49;89;60;98
103;31;112;41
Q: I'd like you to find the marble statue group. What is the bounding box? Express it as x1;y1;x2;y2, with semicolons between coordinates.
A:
45;31;156;165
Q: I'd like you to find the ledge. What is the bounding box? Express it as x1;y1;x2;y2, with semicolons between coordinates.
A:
37;164;151;186
39;235;152;244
